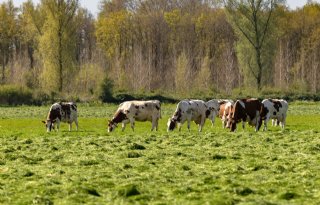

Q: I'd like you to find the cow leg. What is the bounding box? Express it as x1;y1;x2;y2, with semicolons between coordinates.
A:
281;114;286;130
255;116;261;132
263;114;270;131
69;123;72;131
151;119;155;131
242;121;245;130
151;116;158;131
263;119;268;131
121;122;126;131
56;120;61;132
199;115;206;132
154;118;159;131
130;119;135;131
187;120;191;131
75;119;79;131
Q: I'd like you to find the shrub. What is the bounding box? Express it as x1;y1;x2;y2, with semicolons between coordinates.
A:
99;77;114;103
0;85;33;105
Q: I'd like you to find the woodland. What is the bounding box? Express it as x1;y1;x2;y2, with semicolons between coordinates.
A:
0;0;320;103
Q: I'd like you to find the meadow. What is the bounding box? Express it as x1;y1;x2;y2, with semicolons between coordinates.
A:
0;101;320;204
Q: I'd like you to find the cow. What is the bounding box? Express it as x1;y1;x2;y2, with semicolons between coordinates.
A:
260;99;288;131
42;102;78;132
108;100;161;132
206;99;220;126
227;98;264;132
167;99;209;132
218;100;234;128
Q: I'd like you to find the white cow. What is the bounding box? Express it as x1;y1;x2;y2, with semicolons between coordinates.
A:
261;99;288;131
42;102;78;132
108;100;161;132
167;99;209;132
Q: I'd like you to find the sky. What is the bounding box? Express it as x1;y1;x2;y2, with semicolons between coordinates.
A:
1;0;320;18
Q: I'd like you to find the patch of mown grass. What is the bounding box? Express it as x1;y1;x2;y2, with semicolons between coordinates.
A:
1;102;320;204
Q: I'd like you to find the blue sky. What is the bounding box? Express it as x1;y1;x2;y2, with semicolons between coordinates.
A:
1;0;320;18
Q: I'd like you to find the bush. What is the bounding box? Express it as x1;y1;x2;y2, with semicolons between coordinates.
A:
0;85;33;105
99;77;114;103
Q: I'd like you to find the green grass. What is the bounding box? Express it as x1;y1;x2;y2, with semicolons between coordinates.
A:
1;102;320;204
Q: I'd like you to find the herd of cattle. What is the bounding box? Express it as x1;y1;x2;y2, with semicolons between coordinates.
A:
42;98;288;133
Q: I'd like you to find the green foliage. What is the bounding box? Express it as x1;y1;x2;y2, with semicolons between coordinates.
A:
95;10;131;59
75;63;105;100
38;0;79;92
0;85;33;105
99;76;114;103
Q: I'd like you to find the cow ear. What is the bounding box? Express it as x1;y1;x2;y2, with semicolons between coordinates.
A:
42;121;46;124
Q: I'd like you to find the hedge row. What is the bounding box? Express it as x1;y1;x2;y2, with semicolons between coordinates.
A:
1;85;320;106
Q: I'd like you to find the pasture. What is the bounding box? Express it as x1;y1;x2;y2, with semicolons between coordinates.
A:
0;102;320;204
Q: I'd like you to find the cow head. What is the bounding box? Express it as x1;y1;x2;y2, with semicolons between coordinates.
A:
225;110;233;128
167;118;177;131
228;117;237;131
107;120;117;132
42;119;56;132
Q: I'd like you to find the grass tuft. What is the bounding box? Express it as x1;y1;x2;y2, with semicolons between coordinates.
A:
280;192;298;200
127;152;142;158
130;143;146;150
118;184;141;197
23;170;34;177
85;188;101;197
236;187;254;196
212;154;227;160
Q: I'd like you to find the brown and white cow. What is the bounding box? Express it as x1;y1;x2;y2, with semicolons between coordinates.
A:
42;102;78;132
167;99;210;132
108;100;161;132
228;98;264;132
261;99;288;131
218;100;234;128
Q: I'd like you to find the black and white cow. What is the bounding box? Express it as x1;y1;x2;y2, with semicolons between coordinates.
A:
206;99;220;126
108;100;161;132
261;99;288;130
42;102;78;132
167;99;210;132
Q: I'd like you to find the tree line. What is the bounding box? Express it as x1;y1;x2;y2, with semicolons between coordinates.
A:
1;0;320;101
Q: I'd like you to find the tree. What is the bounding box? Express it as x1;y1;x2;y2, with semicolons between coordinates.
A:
19;0;45;70
224;0;282;90
0;0;17;84
39;0;79;92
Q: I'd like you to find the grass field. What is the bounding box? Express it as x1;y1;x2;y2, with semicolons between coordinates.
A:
1;101;320;204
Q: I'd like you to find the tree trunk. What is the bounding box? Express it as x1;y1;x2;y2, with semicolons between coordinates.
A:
58;30;63;92
256;47;263;90
2;50;5;84
27;42;34;69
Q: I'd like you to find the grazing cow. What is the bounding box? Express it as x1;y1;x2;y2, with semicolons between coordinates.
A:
261;99;288;131
42;102;78;132
167;99;209;132
218;100;234;128
206;99;220;126
108;100;161;132
228;98;264;132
